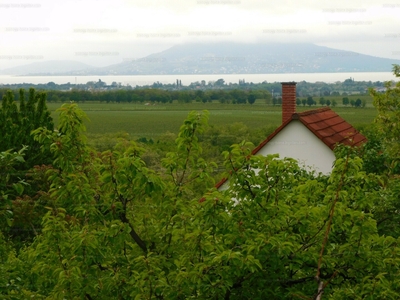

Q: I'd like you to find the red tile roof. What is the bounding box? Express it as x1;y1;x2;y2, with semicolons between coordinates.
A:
215;107;367;189
293;107;367;149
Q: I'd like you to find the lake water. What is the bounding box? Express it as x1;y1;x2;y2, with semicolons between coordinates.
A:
0;72;396;86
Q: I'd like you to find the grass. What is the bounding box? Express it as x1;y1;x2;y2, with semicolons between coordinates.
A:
47;101;377;139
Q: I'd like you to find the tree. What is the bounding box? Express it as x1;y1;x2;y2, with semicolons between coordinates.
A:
230;89;247;104
362;66;400;246
0;88;54;170
320;87;331;96
301;99;306;106
326;99;331;106
0;147;27;229
362;99;367;108
261;90;272;105
215;78;225;87
319;97;326;106
247;92;256;105
342;97;349;106
296;98;301;106
194;90;205;103
355;98;362;107
306;96;314;106
350;99;355;107
331;99;337;107
0;146;32;296
369;64;400;162
178;91;192;103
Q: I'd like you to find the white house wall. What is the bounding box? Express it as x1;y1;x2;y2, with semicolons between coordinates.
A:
217;121;337;192
256;120;336;175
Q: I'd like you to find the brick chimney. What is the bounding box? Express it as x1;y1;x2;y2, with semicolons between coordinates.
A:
281;82;297;124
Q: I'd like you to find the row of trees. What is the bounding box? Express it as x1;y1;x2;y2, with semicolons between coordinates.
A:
0;66;399;298
0;88;272;105
0;88;372;108
342;97;367;107
295;97;338;107
293;96;368;108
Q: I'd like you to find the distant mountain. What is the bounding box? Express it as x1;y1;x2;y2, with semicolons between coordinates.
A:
0;60;94;75
82;42;400;75
3;43;400;76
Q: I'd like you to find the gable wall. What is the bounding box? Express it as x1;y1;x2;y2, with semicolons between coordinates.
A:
255;120;336;174
217;120;337;191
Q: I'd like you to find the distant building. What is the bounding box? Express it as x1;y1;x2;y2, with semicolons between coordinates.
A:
374;87;387;93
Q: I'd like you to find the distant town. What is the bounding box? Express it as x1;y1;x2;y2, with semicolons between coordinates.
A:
0;77;389;96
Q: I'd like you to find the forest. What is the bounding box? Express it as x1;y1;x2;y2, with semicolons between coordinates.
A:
0;65;400;299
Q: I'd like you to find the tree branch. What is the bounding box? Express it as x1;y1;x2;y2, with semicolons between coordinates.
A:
316;154;349;280
119;208;147;253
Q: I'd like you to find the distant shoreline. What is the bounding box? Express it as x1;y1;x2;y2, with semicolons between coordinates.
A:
0;72;395;86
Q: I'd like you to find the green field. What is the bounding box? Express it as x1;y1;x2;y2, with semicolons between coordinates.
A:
47;101;378;139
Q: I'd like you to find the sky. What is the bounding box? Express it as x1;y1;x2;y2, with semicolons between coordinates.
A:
0;0;399;69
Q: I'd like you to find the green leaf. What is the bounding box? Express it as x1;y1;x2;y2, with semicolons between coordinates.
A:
12;183;24;195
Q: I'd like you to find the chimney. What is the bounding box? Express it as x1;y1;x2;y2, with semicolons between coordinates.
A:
281;82;297;124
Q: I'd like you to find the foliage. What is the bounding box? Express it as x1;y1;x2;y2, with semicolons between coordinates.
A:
0;88;55;249
219;142;400;298
369;64;400;162
247;92;256;105
0;88;54;170
22;87;273;105
0;147;38;298
357;125;393;174
306;96;314;106
1;88;400;298
0;147;28;230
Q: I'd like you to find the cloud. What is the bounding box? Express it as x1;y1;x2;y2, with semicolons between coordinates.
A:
0;0;399;68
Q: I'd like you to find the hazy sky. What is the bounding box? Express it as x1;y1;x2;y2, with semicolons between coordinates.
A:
0;0;399;69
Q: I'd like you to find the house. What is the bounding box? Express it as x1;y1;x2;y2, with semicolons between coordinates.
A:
216;82;367;190
374;87;387;93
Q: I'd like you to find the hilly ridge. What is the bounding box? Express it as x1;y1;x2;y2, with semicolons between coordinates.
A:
2;43;400;75
0;60;94;76
99;43;400;75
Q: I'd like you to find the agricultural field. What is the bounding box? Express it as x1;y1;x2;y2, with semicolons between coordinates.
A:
47;100;378;140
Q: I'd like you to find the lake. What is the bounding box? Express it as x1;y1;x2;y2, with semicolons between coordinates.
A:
0;72;396;86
